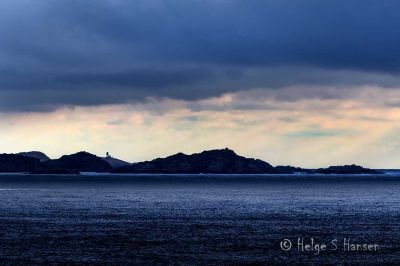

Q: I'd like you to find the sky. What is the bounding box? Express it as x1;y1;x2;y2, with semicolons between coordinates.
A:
1;0;400;168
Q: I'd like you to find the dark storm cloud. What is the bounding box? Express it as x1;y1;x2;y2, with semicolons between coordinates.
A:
1;0;400;111
0;68;215;91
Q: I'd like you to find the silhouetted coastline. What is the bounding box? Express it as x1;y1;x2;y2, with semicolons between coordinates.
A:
0;148;383;175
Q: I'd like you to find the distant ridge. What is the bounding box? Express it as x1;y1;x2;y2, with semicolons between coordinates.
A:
18;151;50;162
314;164;382;174
102;156;131;169
114;148;281;174
34;151;112;174
0;148;384;175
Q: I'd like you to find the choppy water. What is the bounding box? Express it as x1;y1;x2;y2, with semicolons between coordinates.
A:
0;174;399;265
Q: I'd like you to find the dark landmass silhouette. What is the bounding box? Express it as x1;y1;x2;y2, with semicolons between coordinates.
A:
314;164;382;174
18;151;50;162
114;148;277;174
102;156;131;169
274;165;312;174
32;152;112;174
0;154;40;172
0;148;385;174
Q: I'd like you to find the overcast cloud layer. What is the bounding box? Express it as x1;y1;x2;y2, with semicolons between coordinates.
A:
1;0;400;111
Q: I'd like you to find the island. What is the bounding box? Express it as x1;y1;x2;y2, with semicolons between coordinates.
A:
0;149;384;175
314;164;382;174
113;148;278;174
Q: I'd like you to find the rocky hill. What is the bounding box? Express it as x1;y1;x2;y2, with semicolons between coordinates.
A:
18;151;50;162
113;148;277;174
35;152;112;174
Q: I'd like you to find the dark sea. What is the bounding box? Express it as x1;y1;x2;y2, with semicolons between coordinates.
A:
0;174;399;265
